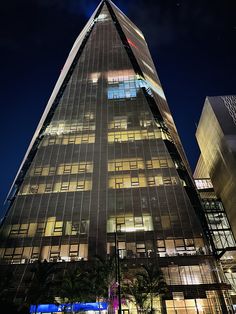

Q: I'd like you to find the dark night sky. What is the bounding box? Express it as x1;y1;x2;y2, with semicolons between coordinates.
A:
0;0;236;209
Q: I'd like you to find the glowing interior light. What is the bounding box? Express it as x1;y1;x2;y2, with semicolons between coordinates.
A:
96;13;108;21
124;226;145;232
197;304;203;311
90;72;101;83
107;69;135;83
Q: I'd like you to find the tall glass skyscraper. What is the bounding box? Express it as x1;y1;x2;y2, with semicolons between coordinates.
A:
0;1;232;312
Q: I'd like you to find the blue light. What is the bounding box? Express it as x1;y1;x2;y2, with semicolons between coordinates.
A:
107;79;138;99
30;302;108;313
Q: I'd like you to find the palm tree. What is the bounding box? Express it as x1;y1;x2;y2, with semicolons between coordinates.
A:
122;263;168;314
58;266;90;314
122;273;149;313
140;263;169;314
57;257;116;314
88;256;116;312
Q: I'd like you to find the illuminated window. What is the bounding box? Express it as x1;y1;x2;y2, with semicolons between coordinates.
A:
78;163;86;173
20;179;92;195
146;160;153;169
79;244;88;260
10;224;29;237
70;124;76;133
44;134;96;146
89;72;101;83
116;217;125;232
108;158;145;172
53;222;63;236
195;179;213;190
107;215;153;233
136;243;145;256
3;248;14;261
32;247;40;260
175;239;185;251
115;178;123;189
147;132;155;139
63;164;72;174
134;217;143;228
140;118;152;128
61;182;69;191
50;246;60;261
185;239;195;250
107;78;137;100
84;111;95;121
157;240;166;252
42;167;49;176
129;161;138;169
155;176;164;185
76;181;85;191
68;136;76;144
49;167;56;175
115;162;123;171
48;138;56;145
34;167;43;175
107;130;161;143
69;244;79;260
31;162;93;177
127;133;135;141
131;177;139;187
45;183;53;193
147;177;155;186
81;135;89;143
163;177;172;186
114;122;121;129
71;223;79;235
160;159;168;168
36;222;45;236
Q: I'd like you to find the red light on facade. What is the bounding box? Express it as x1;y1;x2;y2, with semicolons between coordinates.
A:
127;39;137;49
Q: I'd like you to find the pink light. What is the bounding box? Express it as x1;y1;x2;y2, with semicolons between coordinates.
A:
128;39;138;49
113;296;118;310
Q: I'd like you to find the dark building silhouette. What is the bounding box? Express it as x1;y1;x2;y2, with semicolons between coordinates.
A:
0;1;232;312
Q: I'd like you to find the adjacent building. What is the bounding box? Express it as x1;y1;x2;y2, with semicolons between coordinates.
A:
0;1;232;313
194;172;236;309
194;95;236;311
195;96;236;239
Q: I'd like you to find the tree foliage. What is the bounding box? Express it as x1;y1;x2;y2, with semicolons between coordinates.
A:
26;260;58;312
122;262;169;313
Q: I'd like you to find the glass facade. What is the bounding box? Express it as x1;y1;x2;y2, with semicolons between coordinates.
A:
0;0;231;312
194;174;236;308
195;96;236;240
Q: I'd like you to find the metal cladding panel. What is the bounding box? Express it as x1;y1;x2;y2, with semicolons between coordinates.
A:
109;0;192;177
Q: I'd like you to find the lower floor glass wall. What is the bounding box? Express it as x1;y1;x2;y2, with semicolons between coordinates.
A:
29;292;230;314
